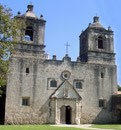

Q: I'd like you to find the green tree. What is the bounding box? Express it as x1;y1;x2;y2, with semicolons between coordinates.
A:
118;84;121;91
0;4;23;92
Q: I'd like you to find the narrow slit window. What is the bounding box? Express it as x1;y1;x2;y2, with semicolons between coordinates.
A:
99;99;104;107
101;72;104;78
26;68;29;74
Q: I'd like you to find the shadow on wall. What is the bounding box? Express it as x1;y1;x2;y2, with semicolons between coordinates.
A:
92;97;119;124
38;99;50;124
112;94;121;124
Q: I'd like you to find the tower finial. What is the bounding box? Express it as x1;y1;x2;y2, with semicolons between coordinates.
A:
93;16;99;23
27;3;34;12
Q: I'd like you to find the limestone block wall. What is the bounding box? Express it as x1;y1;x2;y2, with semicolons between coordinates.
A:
5;55;117;124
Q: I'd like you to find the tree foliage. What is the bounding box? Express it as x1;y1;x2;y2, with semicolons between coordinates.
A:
118;84;121;91
0;4;23;88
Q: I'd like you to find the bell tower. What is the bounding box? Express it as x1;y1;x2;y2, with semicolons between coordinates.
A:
15;4;46;59
79;16;115;65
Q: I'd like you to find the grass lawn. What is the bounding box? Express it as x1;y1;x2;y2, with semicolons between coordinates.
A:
92;124;121;129
1;124;121;130
0;125;86;130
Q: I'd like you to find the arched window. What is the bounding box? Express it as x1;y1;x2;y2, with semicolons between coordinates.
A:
50;80;57;87
25;26;34;41
98;36;103;49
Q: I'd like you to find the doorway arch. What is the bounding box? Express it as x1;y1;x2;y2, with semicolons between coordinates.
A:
60;105;72;124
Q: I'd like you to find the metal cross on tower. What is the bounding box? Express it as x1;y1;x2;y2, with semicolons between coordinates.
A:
65;42;70;55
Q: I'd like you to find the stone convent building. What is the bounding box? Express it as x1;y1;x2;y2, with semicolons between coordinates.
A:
5;4;118;124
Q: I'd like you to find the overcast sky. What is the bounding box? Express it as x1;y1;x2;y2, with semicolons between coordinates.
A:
0;0;121;85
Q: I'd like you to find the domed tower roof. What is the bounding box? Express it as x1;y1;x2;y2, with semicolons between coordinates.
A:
88;16;105;29
24;4;37;18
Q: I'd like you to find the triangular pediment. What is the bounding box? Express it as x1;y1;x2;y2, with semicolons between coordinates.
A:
50;80;81;100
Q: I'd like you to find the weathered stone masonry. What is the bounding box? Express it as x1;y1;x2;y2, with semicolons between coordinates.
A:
5;4;118;124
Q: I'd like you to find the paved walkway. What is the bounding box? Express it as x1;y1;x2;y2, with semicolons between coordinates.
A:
51;124;114;130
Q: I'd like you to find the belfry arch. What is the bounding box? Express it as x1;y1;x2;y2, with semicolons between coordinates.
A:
98;36;104;49
25;26;34;41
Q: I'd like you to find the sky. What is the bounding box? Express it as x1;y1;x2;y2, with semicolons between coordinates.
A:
0;0;121;85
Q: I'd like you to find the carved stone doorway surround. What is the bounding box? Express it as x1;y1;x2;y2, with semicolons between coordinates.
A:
50;98;81;124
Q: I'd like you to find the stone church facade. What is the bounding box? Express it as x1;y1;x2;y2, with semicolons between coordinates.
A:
5;4;118;124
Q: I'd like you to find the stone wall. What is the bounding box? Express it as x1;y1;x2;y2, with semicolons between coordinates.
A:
5;54;117;124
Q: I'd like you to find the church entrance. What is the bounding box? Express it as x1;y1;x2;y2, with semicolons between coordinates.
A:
66;106;71;124
60;105;72;124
